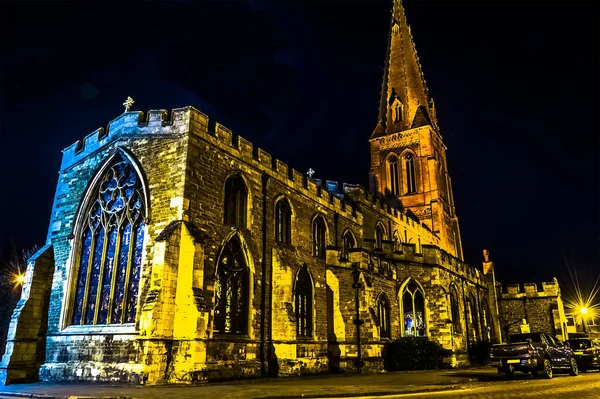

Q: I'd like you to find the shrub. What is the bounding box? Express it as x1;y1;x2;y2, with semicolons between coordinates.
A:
469;340;492;365
383;337;452;371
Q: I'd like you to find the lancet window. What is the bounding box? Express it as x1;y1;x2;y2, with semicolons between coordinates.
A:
404;153;417;194
449;285;462;334
341;229;355;260
393;101;402;123
275;198;292;244
375;224;385;249
388;156;399;196
71;157;145;326
402;279;426;337
313;216;327;259
224;175;248;228
295;265;313;338
378;294;391;339
214;236;249;334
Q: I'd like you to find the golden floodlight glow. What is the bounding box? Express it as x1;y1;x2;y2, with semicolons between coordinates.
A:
580;307;588;315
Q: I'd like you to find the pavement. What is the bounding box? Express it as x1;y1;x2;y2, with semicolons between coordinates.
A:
0;367;495;399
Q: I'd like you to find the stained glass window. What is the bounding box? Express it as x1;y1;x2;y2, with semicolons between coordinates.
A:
295;265;313;338
378;294;391;339
214;236;248;334
313;216;326;259
402;280;426;337
275;198;292;244
71;158;145;326
404;153;416;194
224;175;248;228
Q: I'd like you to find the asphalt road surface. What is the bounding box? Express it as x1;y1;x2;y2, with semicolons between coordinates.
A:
354;372;600;399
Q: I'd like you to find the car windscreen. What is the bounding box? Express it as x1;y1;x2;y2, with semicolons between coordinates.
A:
568;339;591;349
508;334;543;343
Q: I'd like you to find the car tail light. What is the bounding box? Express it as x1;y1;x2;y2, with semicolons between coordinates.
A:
583;348;597;355
528;342;534;356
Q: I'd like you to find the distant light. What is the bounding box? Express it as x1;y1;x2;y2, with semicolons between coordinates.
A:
581;307;589;315
16;274;25;284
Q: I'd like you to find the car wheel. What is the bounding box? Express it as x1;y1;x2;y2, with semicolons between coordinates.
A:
569;358;579;376
541;359;553;379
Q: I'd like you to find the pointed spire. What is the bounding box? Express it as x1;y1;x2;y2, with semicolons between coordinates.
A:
372;0;434;138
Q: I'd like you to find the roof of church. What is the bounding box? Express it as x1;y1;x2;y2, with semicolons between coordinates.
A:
371;0;438;139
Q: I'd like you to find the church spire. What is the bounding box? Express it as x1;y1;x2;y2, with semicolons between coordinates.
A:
372;0;437;139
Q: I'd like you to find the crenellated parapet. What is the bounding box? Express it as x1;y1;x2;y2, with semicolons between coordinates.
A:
500;278;561;299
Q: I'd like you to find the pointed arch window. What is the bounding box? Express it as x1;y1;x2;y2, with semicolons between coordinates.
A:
481;299;491;341
449;285;461;334
214;236;249;334
404;153;417;194
71;157;146;326
467;294;479;340
377;294;391;339
224;175;248;228
393;230;401;252
388;156;399;196
375;224;385;249
393;100;402;123
313;216;327;259
341;230;355;260
275;198;292;244
295;265;313;337
402;280;426;337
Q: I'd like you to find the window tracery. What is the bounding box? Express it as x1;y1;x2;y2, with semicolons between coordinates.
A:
377;294;391;339
71;158;145;326
404;153;417;194
214;236;249;334
402;279;426;337
388;156;399;196
295;265;313;338
275;198;292;244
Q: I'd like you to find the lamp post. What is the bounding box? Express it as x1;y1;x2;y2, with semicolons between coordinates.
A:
351;262;364;373
580;307;588;334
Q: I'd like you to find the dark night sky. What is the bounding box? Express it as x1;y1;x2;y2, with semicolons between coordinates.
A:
1;1;598;298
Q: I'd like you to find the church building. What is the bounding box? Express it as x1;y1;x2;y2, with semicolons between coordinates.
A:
0;0;567;385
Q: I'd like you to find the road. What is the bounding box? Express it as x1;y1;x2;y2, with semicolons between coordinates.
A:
351;372;600;399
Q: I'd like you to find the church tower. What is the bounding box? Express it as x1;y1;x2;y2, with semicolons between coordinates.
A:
369;0;463;260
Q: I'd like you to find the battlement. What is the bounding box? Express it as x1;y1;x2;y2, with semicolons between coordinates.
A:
61;106;208;170
500;278;560;298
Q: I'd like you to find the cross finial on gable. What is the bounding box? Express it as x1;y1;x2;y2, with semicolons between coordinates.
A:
307;168;315;178
123;96;135;112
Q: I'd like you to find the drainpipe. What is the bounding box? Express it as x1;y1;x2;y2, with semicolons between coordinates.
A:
260;172;269;377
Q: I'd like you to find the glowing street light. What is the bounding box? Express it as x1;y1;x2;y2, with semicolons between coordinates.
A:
16;274;25;284
580;307;588;315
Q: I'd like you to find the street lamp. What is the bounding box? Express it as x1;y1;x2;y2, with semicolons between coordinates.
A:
351;262;364;373
580;307;588;334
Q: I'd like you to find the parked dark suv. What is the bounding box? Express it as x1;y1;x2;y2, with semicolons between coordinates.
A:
567;338;600;371
490;332;579;379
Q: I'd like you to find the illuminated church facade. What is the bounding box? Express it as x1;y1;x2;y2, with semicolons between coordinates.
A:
1;0;567;385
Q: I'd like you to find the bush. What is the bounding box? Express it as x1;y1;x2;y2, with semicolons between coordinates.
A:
383;337;452;371
468;340;492;365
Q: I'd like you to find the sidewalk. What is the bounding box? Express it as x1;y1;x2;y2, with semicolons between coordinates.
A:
0;367;496;399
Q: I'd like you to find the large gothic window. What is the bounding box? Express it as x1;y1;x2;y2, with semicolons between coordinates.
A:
402;279;426;337
449;285;462;334
388;156;399;196
71;157;146;326
295;265;313;337
275;198;292;244
404;153;417;194
341;229;355;260
481;299;491;341
313;216;326;259
467;294;479;340
214;236;249;334
224;175;248;228
378;294;391;339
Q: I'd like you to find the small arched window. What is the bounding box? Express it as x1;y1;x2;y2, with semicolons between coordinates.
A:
224;175;248;228
388;156;399;196
71;156;146;326
393;101;402;123
404;153;417;194
295;265;313;337
341;230;355;260
375;224;385;249
393;230;401;252
449;285;461;334
402;279;426;337
214;236;249;334
378;294;391;339
275;198;292;244
313;216;327;259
